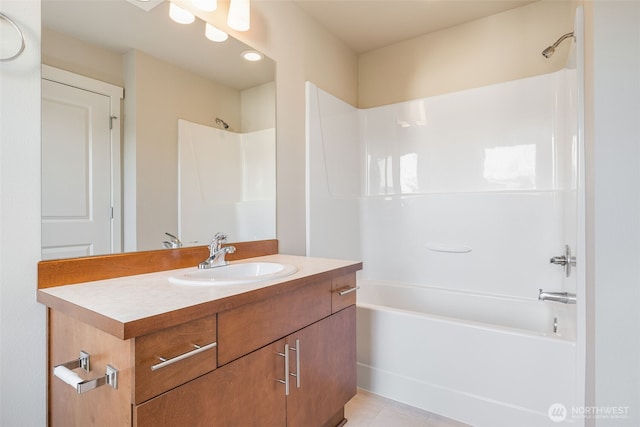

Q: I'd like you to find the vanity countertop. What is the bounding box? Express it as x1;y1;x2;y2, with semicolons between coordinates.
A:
37;254;362;340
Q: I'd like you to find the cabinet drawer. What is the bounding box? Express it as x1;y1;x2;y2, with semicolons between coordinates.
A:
218;279;332;365
134;315;217;403
332;273;357;313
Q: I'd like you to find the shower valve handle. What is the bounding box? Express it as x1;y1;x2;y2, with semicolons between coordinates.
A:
549;245;576;277
550;255;568;265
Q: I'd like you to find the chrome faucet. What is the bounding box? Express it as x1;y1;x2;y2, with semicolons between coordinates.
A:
538;289;576;304
198;232;236;269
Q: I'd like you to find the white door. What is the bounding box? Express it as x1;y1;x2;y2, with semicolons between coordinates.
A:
41;79;113;260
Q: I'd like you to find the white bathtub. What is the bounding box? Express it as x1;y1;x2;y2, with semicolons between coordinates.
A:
356;280;578;427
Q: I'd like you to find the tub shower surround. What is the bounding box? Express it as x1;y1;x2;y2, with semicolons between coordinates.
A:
178;119;276;245
306;68;580;426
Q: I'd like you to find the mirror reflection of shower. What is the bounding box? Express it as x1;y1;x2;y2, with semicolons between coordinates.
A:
541;32;574;58
215;117;229;129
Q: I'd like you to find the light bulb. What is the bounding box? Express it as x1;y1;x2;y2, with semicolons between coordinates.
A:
205;23;228;42
191;0;217;12
227;0;250;31
169;2;195;24
241;50;263;62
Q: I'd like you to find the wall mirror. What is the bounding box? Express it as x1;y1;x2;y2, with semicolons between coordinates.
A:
41;0;276;260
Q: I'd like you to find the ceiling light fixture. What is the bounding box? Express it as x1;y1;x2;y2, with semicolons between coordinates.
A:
227;0;250;31
165;1;258;51
169;2;195;24
241;50;263;62
205;23;228;42
191;0;217;12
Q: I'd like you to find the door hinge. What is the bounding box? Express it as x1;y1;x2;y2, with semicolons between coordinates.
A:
110;206;114;219
109;116;118;130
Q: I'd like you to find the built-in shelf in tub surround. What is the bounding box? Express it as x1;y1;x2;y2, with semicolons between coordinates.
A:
37;252;362;340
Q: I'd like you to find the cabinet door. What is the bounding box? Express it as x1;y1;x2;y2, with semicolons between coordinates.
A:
286;306;356;427
134;339;287;427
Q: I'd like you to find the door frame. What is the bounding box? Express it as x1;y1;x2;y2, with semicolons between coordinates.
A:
42;65;124;254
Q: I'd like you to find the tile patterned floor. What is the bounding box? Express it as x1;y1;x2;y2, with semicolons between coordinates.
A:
344;389;472;427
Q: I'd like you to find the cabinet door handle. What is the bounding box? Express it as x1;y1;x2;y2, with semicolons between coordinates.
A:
151;341;217;371
289;339;301;388
337;286;360;296
276;344;290;396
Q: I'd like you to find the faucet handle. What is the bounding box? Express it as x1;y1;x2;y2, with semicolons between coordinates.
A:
213;232;228;242
210;232;230;253
549;245;576;277
162;232;183;248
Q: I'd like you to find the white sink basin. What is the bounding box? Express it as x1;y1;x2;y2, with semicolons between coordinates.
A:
168;262;297;286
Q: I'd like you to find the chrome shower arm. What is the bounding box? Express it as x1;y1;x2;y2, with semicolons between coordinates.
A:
541;32;575;58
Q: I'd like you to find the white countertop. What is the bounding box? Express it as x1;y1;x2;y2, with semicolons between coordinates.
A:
39;254;360;326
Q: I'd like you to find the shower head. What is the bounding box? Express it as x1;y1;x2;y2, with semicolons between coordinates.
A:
215;117;229;129
542;32;574;58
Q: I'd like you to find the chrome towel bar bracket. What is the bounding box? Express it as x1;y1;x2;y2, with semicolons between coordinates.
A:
58;350;90;372
53;351;119;394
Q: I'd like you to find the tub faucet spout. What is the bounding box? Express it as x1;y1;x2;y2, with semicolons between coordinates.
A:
198;232;236;269
538;289;576;304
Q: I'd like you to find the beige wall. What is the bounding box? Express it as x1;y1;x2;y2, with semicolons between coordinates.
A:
42;27;123;87
358;0;574;108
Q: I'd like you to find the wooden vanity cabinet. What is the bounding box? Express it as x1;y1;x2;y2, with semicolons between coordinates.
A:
40;250;361;427
134;306;356;427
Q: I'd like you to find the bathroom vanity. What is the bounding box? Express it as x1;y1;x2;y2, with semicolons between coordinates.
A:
37;241;362;427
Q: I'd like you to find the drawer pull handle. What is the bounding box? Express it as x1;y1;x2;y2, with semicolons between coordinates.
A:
337;286;360;296
151;341;217;371
276;344;290;396
289;339;301;388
